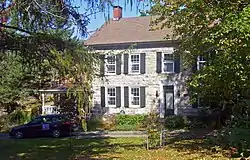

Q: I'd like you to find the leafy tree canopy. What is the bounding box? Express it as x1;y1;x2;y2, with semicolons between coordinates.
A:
150;0;250;108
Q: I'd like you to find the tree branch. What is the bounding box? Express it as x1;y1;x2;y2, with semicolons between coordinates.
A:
0;23;32;34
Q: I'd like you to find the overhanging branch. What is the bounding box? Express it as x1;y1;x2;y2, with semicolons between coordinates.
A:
0;23;32;34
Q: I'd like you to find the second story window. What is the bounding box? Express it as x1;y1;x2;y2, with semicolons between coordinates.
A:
197;56;206;70
105;55;116;74
130;54;140;73
162;53;174;73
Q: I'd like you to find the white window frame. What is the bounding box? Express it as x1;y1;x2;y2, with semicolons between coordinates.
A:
129;87;140;107
129;54;140;74
106;87;116;107
162;53;175;73
105;55;116;75
197;56;206;70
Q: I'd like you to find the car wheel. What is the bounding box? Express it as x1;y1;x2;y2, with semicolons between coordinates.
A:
52;130;60;138
15;131;23;139
72;124;79;131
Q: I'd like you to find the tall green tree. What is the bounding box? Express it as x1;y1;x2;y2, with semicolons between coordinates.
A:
0;0;100;115
150;0;250;110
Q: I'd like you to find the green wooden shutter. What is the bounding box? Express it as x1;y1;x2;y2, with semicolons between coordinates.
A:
116;54;121;75
124;86;129;108
140;86;146;108
116;87;121;107
100;87;105;107
156;52;162;73
100;54;105;76
124;54;129;74
140;53;145;74
174;54;180;73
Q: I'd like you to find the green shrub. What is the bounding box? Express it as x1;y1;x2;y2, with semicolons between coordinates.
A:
8;109;30;125
164;115;186;129
0;115;9;132
114;124;139;131
116;114;145;126
87;117;103;131
30;106;40;119
114;114;146;131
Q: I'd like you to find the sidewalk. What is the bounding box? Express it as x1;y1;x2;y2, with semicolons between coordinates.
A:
72;131;147;138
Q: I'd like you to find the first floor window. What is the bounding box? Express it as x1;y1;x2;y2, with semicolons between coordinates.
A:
162;53;174;73
106;55;116;74
130;54;140;73
107;88;116;105
131;87;140;105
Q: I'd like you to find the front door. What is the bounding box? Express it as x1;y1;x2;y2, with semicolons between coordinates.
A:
163;86;174;116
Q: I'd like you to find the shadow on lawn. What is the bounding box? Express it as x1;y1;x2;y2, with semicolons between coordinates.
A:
0;136;144;160
164;129;230;158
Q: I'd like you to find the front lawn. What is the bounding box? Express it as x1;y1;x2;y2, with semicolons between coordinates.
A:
0;137;230;160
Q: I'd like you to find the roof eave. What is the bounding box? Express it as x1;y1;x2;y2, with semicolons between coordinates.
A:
85;40;180;50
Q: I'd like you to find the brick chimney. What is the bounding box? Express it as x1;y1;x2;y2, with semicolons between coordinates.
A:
113;6;122;21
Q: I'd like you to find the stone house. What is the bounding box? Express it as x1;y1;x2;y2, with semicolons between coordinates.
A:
85;6;202;117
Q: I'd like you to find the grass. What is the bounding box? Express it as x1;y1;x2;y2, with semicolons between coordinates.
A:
0;137;231;160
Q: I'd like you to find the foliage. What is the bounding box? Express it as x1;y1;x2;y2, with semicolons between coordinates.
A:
116;114;145;126
150;0;250;109
8;108;30;125
100;114;117;131
87;114;147;131
164;115;187;129
86;117;103;131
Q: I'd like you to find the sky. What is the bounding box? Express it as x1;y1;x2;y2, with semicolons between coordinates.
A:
74;0;151;39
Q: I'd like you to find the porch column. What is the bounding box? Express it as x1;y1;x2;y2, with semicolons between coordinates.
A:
42;93;45;107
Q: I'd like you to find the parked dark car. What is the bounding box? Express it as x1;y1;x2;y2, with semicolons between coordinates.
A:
9;114;79;139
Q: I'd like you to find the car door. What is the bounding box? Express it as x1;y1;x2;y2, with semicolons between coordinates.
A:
40;117;53;136
26;117;43;137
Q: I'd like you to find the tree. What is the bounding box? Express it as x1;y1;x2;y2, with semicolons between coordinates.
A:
0;0;101;117
150;0;250;111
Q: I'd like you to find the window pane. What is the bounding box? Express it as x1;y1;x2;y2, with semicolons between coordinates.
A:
107;56;116;64
199;62;205;69
131;64;139;72
108;88;116;96
131;88;139;96
132;97;139;105
163;54;173;61
163;62;174;72
131;55;140;63
106;65;115;73
199;56;206;61
108;97;116;105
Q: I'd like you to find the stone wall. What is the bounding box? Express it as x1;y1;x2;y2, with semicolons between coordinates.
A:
91;47;197;116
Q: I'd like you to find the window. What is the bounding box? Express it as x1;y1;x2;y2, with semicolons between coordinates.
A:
130;54;140;73
105;55;116;74
29;117;43;124
130;87;140;105
162;53;174;73
107;87;116;106
197;56;206;70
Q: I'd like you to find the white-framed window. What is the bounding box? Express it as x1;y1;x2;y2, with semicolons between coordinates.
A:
107;87;116;106
162;53;174;73
130;87;140;106
105;55;116;74
197;56;206;70
130;54;140;73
